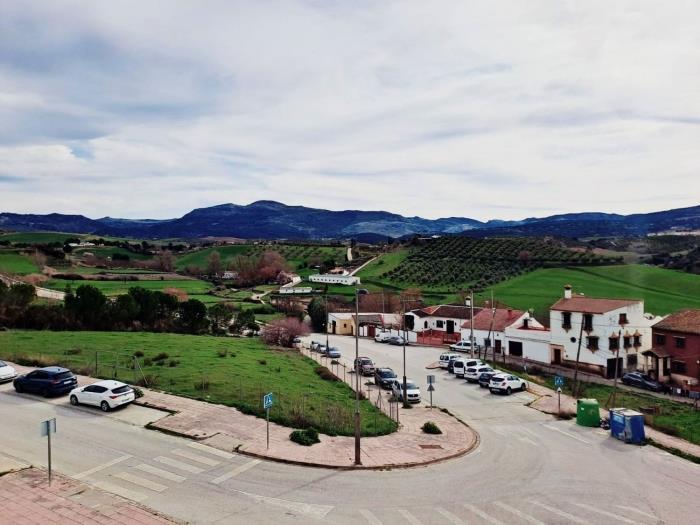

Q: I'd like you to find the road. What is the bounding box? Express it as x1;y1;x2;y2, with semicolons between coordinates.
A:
2;335;700;524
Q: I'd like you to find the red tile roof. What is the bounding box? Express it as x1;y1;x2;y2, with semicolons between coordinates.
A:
461;308;525;331
550;296;641;314
653;309;700;336
410;305;479;320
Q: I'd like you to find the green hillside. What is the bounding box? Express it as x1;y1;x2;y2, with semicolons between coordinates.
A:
0;231;85;244
478;264;700;319
0;251;40;275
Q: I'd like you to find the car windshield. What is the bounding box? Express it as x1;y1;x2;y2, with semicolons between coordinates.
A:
0;361;6;367
361;359;372;364
403;382;418;390
379;370;396;377
111;385;131;394
54;371;73;380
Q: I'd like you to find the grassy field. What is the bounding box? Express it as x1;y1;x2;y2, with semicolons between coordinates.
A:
0;251;40;275
0;330;396;437
43;278;215;297
175;245;252;271
0;232;85;244
73;246;153;261
476;264;700;318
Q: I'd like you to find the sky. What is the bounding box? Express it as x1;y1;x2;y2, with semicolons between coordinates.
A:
1;0;699;221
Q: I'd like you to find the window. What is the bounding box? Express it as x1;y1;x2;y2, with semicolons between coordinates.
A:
627;354;638;367
633;335;641;347
655;334;666;345
586;336;599;350
562;312;572;329
618;313;628;325
623;336;631;349
583;314;594;332
609;337;619;351
675;337;686;349
424;321;428;329
484;338;491;348
671;361;687;374
508;341;523;357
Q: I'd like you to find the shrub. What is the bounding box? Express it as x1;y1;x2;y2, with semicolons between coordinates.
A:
421;422;442;434
65;347;81;355
168;359;179;368
11;354;56;368
314;366;339;382
132;386;144;398
258;359;267;365
217;349;228;358
143;358;153;367
153;352;169;361
290;427;320;446
135;374;159;388
133;350;145;358
194;377;210;391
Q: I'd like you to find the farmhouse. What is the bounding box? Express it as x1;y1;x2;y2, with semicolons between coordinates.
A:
406;305;480;342
645;309;700;387
327;312;355;335
326;312;401;336
504;319;551;364
460;308;538;353
549;285;659;378
309;273;360;286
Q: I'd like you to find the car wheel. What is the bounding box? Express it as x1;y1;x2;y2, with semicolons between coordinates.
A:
41;388;50;398
506;387;512;395
521;383;527;392
70;395;79;406
14;383;23;393
100;401;110;412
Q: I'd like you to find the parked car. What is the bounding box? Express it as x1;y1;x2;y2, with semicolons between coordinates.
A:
449;340;475;353
621;372;663;392
374;331;393;343
453;359;483;378
292;337;302;348
439;353;460;369
13;367;78;397
392;379;421;403
317;344;327;354
354;357;375;376
447;355;462;373
489;373;527;395
465;365;494;383
0;360;17;383
326;347;341;359
69;380;135;412
478;370;498;388
310;340;320;351
374;367;398;389
388;336;406;346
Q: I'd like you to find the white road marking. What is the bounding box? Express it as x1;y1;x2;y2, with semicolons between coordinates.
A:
113;471;168;493
359;508;382;525
73;455;132;479
187;441;235;459
542;424;591;445
210;459;261;485
573;503;637;524
171;449;221;467
531;501;591;524
615;505;657;520
154;456;204;474
134;463;185;483
517;436;538;447
463;503;504;524
436;508;464;524
493;502;545;525
228;487;333;519
520;426;539;438
397;508;423;525
93;480;148;503
490;427;507;437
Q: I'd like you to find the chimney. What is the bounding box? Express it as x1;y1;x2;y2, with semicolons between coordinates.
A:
564;284;572;300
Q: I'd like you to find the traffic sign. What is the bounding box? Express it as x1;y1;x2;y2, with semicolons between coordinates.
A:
427;384;435;392
40;418;56;437
263;392;274;409
427;375;435;385
554;375;565;388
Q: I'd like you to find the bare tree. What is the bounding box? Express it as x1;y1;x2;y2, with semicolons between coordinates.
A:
261;317;309;347
207;250;223;277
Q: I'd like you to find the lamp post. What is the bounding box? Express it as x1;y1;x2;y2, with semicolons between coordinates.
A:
354;286;361;465
324;293;329;351
402;296;408;409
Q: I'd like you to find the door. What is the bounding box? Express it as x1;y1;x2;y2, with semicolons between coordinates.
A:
606;357;624;379
367;325;376;338
446;320;455;334
495;340;502;354
553;347;562;365
331;320;337;334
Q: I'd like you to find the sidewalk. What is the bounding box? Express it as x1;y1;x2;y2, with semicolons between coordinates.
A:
0;457;177;525
528;382;700;459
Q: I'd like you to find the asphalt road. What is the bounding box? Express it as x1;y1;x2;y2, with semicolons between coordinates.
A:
1;335;699;524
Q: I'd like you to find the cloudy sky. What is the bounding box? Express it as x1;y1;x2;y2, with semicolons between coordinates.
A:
1;1;698;221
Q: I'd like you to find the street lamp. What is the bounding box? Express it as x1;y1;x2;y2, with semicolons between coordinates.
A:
324;293;329;351
354;286;361;465
402;296;408;409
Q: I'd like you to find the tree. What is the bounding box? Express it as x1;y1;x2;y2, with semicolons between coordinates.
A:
155;250;175;272
109;294;139;328
261;317;309;347
0;282;35;325
65;284;107;328
208;302;235;333
231;309;256;333
178;299;209;334
207;251;223;277
307;297;327;332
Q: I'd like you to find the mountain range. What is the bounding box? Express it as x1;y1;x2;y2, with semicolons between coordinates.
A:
1;201;699;240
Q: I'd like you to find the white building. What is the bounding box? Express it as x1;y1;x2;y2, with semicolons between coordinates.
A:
406;305;478;338
505;320;552;364
549;285;659;378
460;308;539;352
309;274;360;286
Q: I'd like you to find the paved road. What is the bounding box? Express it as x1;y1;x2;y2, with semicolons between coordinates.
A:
2;335;700;524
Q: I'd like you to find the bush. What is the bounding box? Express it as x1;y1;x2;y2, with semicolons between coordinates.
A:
258;359;267;365
168;359;179;368
421;421;442;434
132;386;144;398
65;347;81;355
11;354;56;368
143;358;153;367
153;352;169;361
217;349;228;358
135;374;159;388
194;377;210;391
133;350;144;358
290;427;320;446
314;366;339;382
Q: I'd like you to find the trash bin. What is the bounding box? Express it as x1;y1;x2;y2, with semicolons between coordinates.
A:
609;408;646;444
576;398;600;427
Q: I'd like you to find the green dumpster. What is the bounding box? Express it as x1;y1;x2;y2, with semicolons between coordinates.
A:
576;398;600;427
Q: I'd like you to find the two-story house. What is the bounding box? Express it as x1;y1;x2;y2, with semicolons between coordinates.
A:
549;285;657;378
405;305;479;342
460;308;540;353
646;309;700;387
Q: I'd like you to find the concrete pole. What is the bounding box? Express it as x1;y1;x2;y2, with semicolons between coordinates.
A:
354;286;361;465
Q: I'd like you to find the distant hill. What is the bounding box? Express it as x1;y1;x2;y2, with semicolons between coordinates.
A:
1;201;699;240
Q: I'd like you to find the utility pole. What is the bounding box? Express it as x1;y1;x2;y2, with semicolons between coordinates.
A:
354;286;361;465
611;329;622;408
468;290;475;358
485;297;496;364
401;295;409;408
324;293;329;351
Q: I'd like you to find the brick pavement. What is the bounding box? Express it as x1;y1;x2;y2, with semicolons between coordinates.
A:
0;465;178;525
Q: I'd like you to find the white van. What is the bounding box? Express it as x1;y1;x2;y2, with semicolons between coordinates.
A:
453;359;483;378
439;353;460;369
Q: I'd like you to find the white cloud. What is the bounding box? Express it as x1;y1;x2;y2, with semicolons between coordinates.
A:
0;0;698;220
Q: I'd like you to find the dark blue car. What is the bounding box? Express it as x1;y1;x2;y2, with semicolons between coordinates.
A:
14;367;77;397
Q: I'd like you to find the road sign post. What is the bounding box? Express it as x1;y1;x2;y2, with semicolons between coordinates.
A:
427;375;435;409
263;393;273;450
557;387;562;416
41;418;56;485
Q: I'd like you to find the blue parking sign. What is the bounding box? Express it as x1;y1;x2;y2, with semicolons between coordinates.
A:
554;376;564;388
263;392;274;409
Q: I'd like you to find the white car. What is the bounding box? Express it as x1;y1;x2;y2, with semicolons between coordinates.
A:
453;359;483;378
392;379;421;403
449;340;475;352
489;374;527;395
465;365;494;383
374;331;393;343
69;380;136;411
439;353;460;369
0;360;17;382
